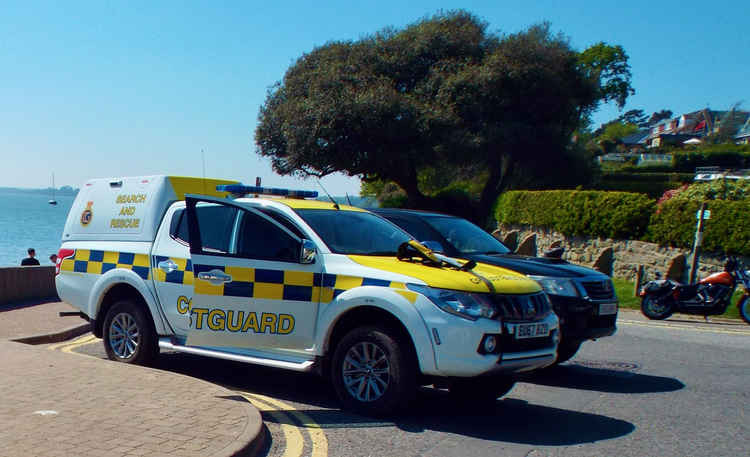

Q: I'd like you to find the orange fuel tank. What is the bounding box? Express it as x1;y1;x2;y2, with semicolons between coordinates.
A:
699;271;733;286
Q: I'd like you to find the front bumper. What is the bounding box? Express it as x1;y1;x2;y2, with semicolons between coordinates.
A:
549;295;617;342
418;305;559;377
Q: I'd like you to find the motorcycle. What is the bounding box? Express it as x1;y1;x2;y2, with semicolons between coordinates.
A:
639;257;750;324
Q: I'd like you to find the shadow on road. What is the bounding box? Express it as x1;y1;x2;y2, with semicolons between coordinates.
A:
152;352;635;446
522;362;685;394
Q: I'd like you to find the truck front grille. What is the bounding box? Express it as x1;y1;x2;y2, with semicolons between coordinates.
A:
491;293;551;322
581;280;616;300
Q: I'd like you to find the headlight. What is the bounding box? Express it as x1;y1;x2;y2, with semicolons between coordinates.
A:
407;284;496;320
528;276;579;297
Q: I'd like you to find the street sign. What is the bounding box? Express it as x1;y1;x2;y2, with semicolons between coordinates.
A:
696;210;711;220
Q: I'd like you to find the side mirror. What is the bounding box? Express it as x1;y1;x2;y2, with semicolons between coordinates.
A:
544;247;564;259
300;239;316;264
420;240;445;254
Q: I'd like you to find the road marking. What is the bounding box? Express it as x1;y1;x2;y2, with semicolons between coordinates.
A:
48;337;329;457
242;394;305;457
619;319;750;335
47;334;97;352
238;391;328;457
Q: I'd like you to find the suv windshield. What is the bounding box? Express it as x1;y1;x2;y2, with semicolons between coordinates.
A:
425;216;511;255
296;209;412;255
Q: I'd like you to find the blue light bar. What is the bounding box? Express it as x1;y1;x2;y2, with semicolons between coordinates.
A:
216;184;318;199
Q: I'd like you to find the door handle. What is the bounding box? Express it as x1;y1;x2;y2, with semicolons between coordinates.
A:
197;269;232;285
158;260;178;273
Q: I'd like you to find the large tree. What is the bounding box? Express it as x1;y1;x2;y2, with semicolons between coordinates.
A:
255;11;633;224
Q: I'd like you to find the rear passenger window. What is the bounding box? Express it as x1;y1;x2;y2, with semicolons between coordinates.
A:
193;204;238;254
169;209;190;244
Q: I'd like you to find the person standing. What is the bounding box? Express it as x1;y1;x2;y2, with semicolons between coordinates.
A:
21;248;40;266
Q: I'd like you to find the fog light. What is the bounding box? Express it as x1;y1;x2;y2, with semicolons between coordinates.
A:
483;335;497;353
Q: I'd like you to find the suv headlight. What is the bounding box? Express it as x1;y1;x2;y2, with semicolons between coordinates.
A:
528;276;579;297
407;284;496;320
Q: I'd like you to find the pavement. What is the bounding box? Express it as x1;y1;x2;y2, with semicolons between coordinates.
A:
0;301;264;457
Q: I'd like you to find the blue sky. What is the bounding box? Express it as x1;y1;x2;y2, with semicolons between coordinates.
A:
1;1;748;194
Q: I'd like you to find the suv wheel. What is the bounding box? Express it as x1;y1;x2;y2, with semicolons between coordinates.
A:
331;326;416;416
103;300;158;365
555;340;583;365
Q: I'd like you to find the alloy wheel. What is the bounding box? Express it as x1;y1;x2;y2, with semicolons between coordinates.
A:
108;312;140;359
342;342;391;402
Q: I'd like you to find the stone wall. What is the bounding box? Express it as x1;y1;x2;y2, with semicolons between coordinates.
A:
495;224;748;282
0;266;58;306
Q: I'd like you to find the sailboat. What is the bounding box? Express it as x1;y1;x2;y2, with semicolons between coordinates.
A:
48;173;58;205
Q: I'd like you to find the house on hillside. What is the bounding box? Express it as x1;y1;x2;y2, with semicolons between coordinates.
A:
645;108;750;148
736;117;750;145
620;130;649;153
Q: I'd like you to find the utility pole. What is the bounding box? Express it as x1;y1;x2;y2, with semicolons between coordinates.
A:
688;201;708;284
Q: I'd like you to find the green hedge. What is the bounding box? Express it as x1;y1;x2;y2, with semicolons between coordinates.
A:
671;145;750;172
596;172;693;197
496;190;655;240
648;199;750;256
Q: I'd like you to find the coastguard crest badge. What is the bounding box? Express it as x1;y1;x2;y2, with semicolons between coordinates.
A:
80;201;93;226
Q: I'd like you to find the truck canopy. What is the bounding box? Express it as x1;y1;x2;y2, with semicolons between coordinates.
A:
61;175;238;243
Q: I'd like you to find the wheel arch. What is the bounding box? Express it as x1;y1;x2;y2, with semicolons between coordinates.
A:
320;294;436;376
91;275;163;338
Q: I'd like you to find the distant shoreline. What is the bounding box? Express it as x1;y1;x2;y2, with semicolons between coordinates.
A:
0;187;79;197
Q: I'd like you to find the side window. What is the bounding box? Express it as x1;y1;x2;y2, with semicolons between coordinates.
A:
236;211;299;262
169;208;190;245
194;204;238;254
258;209;305;239
387;216;434;242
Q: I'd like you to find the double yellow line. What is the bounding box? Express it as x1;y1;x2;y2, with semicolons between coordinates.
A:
47;333;99;354
237;390;328;457
49;335;329;457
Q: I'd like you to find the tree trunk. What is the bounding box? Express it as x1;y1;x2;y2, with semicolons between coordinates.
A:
476;158;513;229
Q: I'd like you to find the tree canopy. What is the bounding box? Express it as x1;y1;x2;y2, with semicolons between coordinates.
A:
255;11;634;225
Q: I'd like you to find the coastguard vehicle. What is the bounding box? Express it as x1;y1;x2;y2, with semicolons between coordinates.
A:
55;176;559;415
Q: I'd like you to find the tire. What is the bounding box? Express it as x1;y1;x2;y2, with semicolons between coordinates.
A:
449;376;516;403
554;340;583;365
331;326;416;416
738;295;750;325
103;299;158;365
641;294;673;320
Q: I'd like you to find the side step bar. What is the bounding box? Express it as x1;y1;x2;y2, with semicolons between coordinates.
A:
158;338;315;372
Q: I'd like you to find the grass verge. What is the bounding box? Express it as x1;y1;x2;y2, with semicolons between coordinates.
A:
613;277;744;320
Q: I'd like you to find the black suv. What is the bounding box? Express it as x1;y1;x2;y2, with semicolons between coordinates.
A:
374;208;618;363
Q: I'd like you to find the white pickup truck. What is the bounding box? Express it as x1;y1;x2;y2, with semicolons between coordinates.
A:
56;175;559;415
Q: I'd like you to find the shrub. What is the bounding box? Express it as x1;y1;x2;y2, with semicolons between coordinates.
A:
648;199;750;256
595;172;693;197
671;145;750;172
496;190;655;240
670;180;750;202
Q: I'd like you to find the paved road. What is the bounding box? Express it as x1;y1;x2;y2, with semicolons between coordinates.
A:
57;315;750;457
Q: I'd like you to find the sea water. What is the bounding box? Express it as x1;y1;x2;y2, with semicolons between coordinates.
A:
0;189;75;267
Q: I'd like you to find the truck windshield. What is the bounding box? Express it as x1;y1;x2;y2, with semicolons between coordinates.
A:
424;216;511;255
295;209;412;255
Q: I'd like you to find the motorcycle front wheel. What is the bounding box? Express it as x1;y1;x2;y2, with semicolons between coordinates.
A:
641;295;674;320
738;295;750;325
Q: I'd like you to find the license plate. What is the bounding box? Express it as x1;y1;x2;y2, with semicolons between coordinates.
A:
599;303;618;315
515;323;549;339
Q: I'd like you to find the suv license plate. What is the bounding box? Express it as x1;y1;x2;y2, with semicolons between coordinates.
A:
599;303;618;315
516;323;549;339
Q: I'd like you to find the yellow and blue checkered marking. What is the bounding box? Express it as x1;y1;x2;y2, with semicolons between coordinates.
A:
60;250;150;280
192;263;407;303
152;256;194;285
